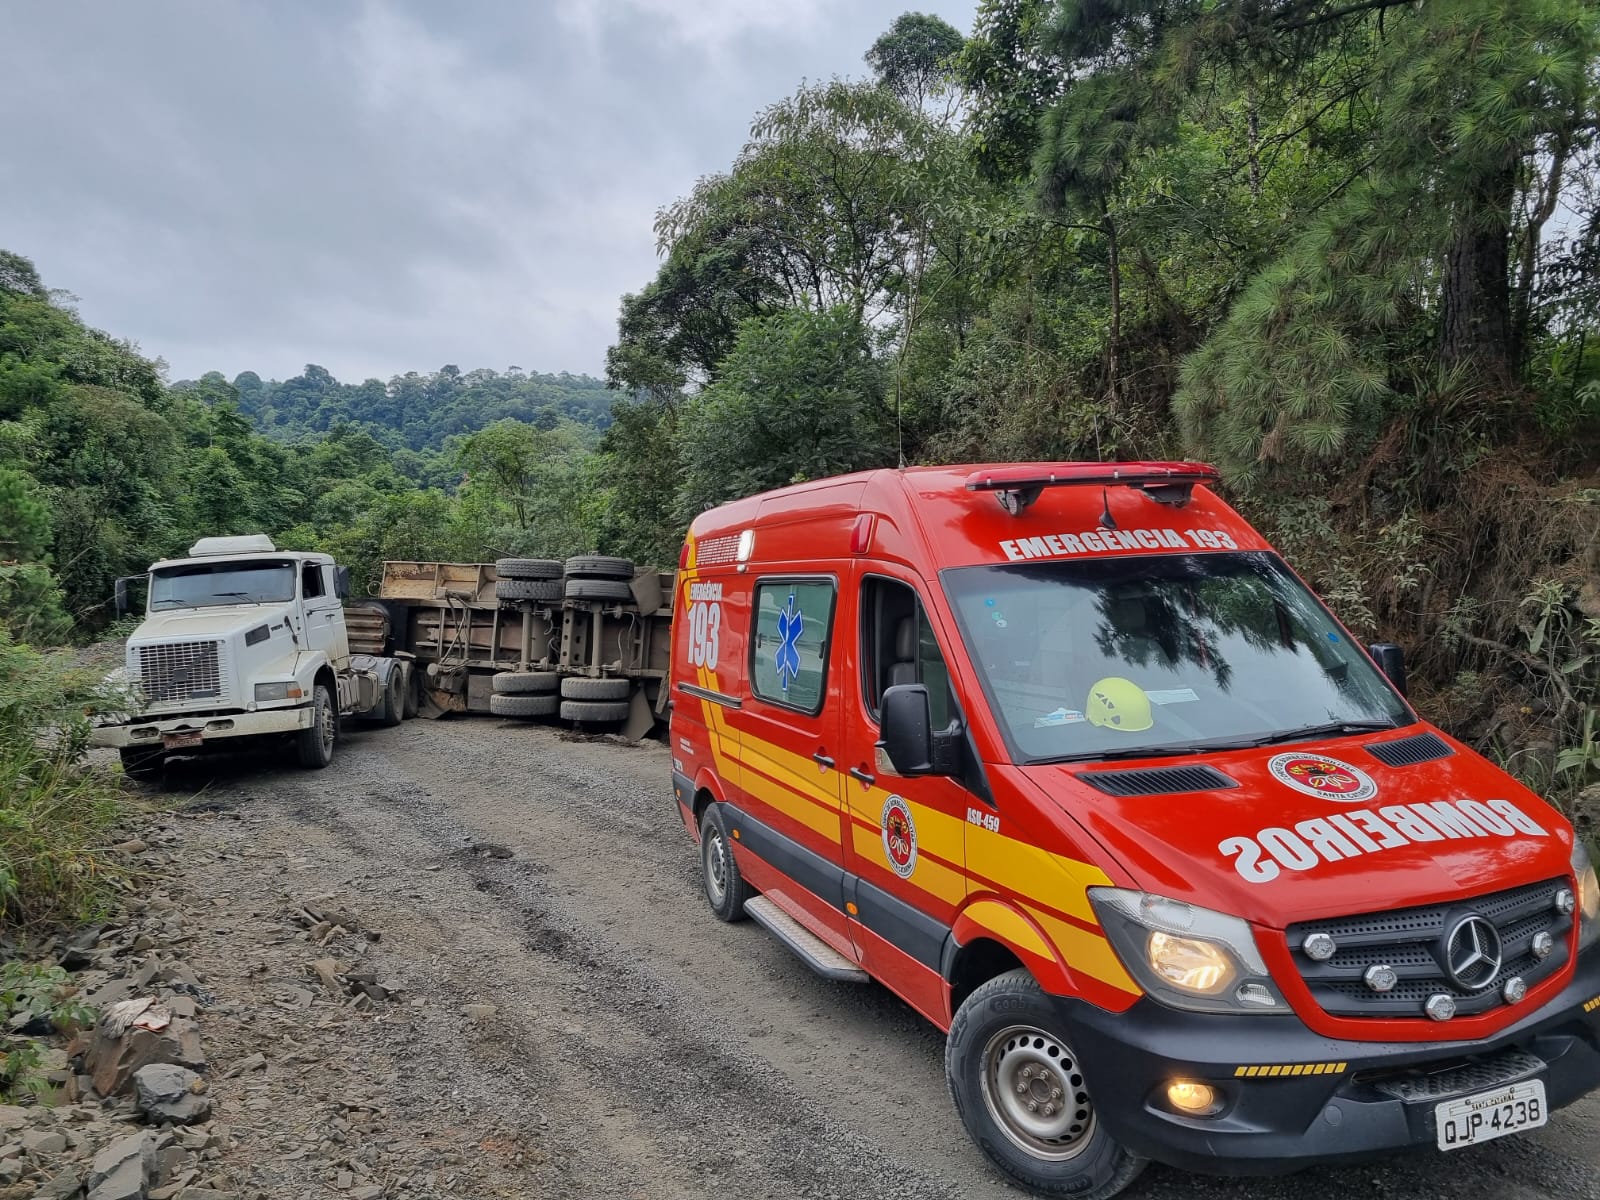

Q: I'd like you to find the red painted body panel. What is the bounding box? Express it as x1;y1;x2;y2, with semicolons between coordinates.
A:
670;463;1582;1049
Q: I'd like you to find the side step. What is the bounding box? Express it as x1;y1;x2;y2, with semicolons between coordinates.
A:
744;896;869;983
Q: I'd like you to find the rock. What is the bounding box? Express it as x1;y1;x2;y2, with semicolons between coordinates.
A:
220;1053;265;1080
134;1065;212;1126
0;1108;24;1133
308;959;344;996
86;1133;152;1197
85;1015;203;1098
348;1188;383;1200
36;1169;83;1200
22;1129;69;1155
470;841;513;859
111;840;147;854
461;1004;497;1023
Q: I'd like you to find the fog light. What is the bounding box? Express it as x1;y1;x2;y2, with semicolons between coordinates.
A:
1167;1081;1217;1114
1556;888;1576;917
1532;931;1554;960
1503;977;1527;1004
1426;994;1457;1022
1302;932;1337;961
1364;964;1397;993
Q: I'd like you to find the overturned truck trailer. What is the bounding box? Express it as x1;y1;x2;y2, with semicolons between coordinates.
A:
346;555;673;740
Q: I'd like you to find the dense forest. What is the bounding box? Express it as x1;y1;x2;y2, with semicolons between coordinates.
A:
184;364;614;451
4;1;1600;809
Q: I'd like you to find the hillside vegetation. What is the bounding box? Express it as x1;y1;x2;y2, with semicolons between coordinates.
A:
3;1;1600;823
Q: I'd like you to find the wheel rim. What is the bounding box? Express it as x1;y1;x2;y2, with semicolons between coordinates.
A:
979;1024;1097;1161
703;827;729;904
319;695;335;756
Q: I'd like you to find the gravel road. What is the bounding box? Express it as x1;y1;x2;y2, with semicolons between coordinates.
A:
158;716;1600;1200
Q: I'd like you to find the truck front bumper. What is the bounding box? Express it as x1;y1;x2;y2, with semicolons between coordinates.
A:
1059;948;1600;1175
90;706;312;750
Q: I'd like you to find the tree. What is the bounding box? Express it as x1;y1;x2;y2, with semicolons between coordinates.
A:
676;307;892;517
865;12;965;110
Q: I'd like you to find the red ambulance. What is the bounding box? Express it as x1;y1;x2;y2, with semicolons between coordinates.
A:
668;462;1600;1198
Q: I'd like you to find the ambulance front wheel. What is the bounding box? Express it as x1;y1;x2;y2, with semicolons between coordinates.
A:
946;969;1146;1200
699;805;751;922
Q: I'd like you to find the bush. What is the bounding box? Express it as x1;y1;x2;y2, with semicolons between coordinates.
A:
0;630;128;928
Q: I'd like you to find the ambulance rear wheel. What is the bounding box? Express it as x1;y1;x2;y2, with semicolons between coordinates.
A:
946;970;1145;1199
699;805;750;922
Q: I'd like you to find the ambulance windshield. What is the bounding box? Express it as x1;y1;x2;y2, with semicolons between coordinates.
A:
943;552;1411;764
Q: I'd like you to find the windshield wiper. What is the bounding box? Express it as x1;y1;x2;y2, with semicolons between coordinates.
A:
1035;737;1262;765
1246;720;1398;748
209;591;262;606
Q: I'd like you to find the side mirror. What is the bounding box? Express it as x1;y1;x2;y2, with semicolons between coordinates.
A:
334;567;351;600
879;684;934;776
113;577;129;619
1370;642;1407;695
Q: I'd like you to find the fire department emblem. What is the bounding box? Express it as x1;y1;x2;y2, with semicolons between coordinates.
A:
881;795;918;878
1268;752;1377;803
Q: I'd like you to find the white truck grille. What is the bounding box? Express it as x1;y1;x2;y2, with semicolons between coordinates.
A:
135;640;227;707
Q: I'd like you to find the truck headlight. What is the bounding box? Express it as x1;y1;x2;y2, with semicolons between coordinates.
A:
1575;841;1599;951
1089;889;1291;1015
254;682;302;702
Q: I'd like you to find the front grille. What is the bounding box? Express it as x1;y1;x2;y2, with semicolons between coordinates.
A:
1364;1048;1545;1102
135;640;226;706
1287;878;1572;1019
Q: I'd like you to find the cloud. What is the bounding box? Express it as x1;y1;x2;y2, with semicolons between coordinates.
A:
0;0;977;385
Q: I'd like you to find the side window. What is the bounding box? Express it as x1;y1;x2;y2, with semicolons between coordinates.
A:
861;577;953;731
301;562;325;600
751;579;835;713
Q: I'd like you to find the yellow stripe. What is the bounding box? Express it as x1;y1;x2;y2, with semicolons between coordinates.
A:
1024;908;1139;995
960;899;1056;963
967;831;1113;926
849;823;966;905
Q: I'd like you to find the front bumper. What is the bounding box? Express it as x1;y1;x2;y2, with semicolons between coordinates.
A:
1060;949;1600;1175
90;706;313;750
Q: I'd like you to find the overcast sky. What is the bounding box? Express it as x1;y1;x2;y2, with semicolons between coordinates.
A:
0;1;978;385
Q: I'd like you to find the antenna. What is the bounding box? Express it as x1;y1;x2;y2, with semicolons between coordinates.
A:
1098;488;1118;531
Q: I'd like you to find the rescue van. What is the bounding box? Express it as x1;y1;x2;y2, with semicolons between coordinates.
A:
668;462;1600;1198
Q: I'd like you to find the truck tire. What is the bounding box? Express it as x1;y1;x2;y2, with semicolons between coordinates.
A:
493;670;559;695
496;578;564;603
565;578;633;603
295;684;337;769
560;676;631;701
401;664;419;719
495;557;564;580
699;805;750;922
490;692;559;718
380;669;405;727
560;699;630;723
945;970;1146;1200
119;746;165;782
564;554;634;580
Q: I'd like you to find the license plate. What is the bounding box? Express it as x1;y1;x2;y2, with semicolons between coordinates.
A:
1436;1079;1547;1150
162;731;203;750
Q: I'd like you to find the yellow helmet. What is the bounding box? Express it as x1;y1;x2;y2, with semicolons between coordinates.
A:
1087;677;1153;733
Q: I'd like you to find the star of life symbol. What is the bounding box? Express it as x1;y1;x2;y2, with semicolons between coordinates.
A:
775;592;804;693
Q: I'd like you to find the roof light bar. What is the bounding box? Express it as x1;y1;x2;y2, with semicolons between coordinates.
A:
964;463;1220;516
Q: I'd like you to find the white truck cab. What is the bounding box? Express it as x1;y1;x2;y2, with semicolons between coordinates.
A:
94;535;411;779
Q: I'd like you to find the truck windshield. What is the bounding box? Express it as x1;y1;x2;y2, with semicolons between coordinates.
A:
943;552;1410;764
149;561;296;609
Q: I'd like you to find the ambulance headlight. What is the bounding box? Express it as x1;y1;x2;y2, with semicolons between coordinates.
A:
1574;841;1599;951
1089;889;1291;1015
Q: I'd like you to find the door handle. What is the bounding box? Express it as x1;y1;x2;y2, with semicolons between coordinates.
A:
812;751;836;770
848;766;876;788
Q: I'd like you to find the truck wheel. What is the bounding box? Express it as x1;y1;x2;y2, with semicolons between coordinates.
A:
496;578;564;603
946;970;1146;1200
489;692;559;718
401;665;419;719
495;557;563;580
492;670;560;695
564;554;634;580
559;676;630;701
295;684;337;769
380;669;405;727
559;699;630;723
119;746;165;782
699;805;750;922
565;578;634;603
